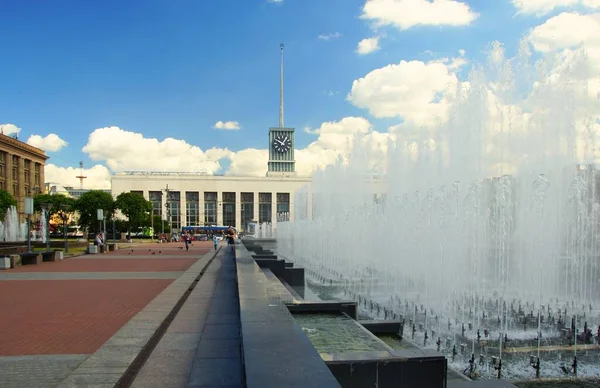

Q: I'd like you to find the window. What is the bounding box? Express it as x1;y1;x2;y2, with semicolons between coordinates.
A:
0;181;4;190
12;183;17;195
222;192;236;227
12;167;17;180
34;163;40;173
34;173;39;186
0;165;5;178
149;191;162;218
276;193;290;220
167;191;181;230
24;159;30;170
258;192;272;223
204;192;217;225
186;192;199;226
240;192;254;232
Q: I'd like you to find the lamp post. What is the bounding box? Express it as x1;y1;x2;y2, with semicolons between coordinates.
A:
24;196;33;252
59;204;69;254
39;203;51;252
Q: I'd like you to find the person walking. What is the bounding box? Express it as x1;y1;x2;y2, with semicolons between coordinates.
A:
212;234;219;250
226;228;236;252
183;232;189;251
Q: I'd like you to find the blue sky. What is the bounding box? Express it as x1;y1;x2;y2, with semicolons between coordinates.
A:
1;0;598;187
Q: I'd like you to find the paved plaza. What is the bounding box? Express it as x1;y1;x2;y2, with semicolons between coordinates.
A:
0;240;212;388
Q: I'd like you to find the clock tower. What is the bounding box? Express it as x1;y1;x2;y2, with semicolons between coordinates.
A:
267;43;296;177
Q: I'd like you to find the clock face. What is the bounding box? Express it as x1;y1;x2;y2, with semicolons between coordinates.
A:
273;133;291;153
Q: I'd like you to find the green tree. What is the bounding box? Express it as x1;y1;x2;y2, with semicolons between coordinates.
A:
73;190;115;234
33;193;75;216
114;192;152;233
0;190;17;219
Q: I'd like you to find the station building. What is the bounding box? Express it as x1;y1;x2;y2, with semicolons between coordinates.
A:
110;127;311;232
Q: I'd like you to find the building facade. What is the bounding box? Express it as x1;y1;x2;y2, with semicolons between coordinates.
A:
0;133;47;218
111;172;311;232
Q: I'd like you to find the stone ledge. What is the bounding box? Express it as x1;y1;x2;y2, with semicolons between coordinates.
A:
56;249;219;388
236;243;341;388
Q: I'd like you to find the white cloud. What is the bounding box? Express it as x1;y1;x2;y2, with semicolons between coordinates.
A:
45;164;112;190
347;58;463;126
81;126;231;173
318;32;342;40
511;0;600;16
356;36;381;55
361;0;478;30
0;123;21;136
26;133;68;152
213;121;241;130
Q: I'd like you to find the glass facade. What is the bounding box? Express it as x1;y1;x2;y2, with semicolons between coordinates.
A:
276;192;290;221
258;192;272;223
240;192;254;232
186;191;200;226
222;192;236;227
204;192;217;225
149;191;162;219
167;191;181;230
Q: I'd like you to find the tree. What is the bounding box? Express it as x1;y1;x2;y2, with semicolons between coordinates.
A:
33;193;75;216
0;190;17;219
72;190;115;234
114;192;152;233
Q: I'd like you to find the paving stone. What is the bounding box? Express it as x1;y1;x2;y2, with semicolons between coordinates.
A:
195;338;241;359
201;324;240;339
154;333;201;351
188;358;243;386
0;354;88;388
206;313;239;325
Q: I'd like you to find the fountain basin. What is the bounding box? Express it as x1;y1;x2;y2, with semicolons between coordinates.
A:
293;312;447;387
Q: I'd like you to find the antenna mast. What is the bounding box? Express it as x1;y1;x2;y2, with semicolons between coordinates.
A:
75;161;87;189
279;43;284;128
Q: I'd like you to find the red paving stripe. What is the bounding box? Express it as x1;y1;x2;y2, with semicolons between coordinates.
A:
8;257;200;272
0;279;172;356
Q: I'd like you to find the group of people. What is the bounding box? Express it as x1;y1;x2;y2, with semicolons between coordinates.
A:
180;228;237;252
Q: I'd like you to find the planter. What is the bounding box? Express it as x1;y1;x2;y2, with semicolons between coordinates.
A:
0;256;9;270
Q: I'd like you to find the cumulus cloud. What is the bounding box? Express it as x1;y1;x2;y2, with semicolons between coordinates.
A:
81;126;231;173
0;124;21;136
361;0;478;30
318;32;341;40
45;164;112;190
26;133;68;152
213;121;241;130
356;37;381;55
511;0;600;16
347;58;463;126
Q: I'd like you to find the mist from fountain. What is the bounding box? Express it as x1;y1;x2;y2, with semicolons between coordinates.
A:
278;42;600;380
0;206;29;242
40;209;48;243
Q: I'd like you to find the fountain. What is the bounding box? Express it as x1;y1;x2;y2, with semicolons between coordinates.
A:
0;206;28;242
277;41;600;383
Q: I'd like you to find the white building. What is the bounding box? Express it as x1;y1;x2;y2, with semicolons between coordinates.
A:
111;172;311;232
110;43;318;232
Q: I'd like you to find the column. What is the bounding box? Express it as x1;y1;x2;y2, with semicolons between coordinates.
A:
235;192;242;231
271;191;277;230
39;163;45;193
199;192;205;226
253;191;259;222
217;191;223;226
180;192;187;228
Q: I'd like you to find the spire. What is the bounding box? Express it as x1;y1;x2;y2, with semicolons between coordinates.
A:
279;43;284;128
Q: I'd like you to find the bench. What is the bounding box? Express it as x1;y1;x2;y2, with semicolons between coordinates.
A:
18;252;43;266
40;250;64;262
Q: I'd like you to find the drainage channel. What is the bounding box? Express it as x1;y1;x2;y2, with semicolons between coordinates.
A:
114;247;222;388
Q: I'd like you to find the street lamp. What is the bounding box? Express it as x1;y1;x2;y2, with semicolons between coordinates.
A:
59;204;69;254
24;196;33;252
39;203;51;252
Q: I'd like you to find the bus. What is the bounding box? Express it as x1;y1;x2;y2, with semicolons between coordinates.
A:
181;226;235;240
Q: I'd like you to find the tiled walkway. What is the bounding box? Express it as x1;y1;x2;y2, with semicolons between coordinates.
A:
131;247;244;388
0;241;211;388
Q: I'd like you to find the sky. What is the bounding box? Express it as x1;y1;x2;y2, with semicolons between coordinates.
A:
1;0;600;189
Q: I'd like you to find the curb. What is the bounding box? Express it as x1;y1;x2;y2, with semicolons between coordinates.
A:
56;247;221;388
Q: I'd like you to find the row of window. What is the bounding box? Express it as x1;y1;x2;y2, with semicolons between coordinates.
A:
134;191;290;232
0;152;42;196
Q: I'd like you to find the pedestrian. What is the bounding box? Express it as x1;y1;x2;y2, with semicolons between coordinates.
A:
212;234;218;250
226;228;235;251
183;232;189;251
